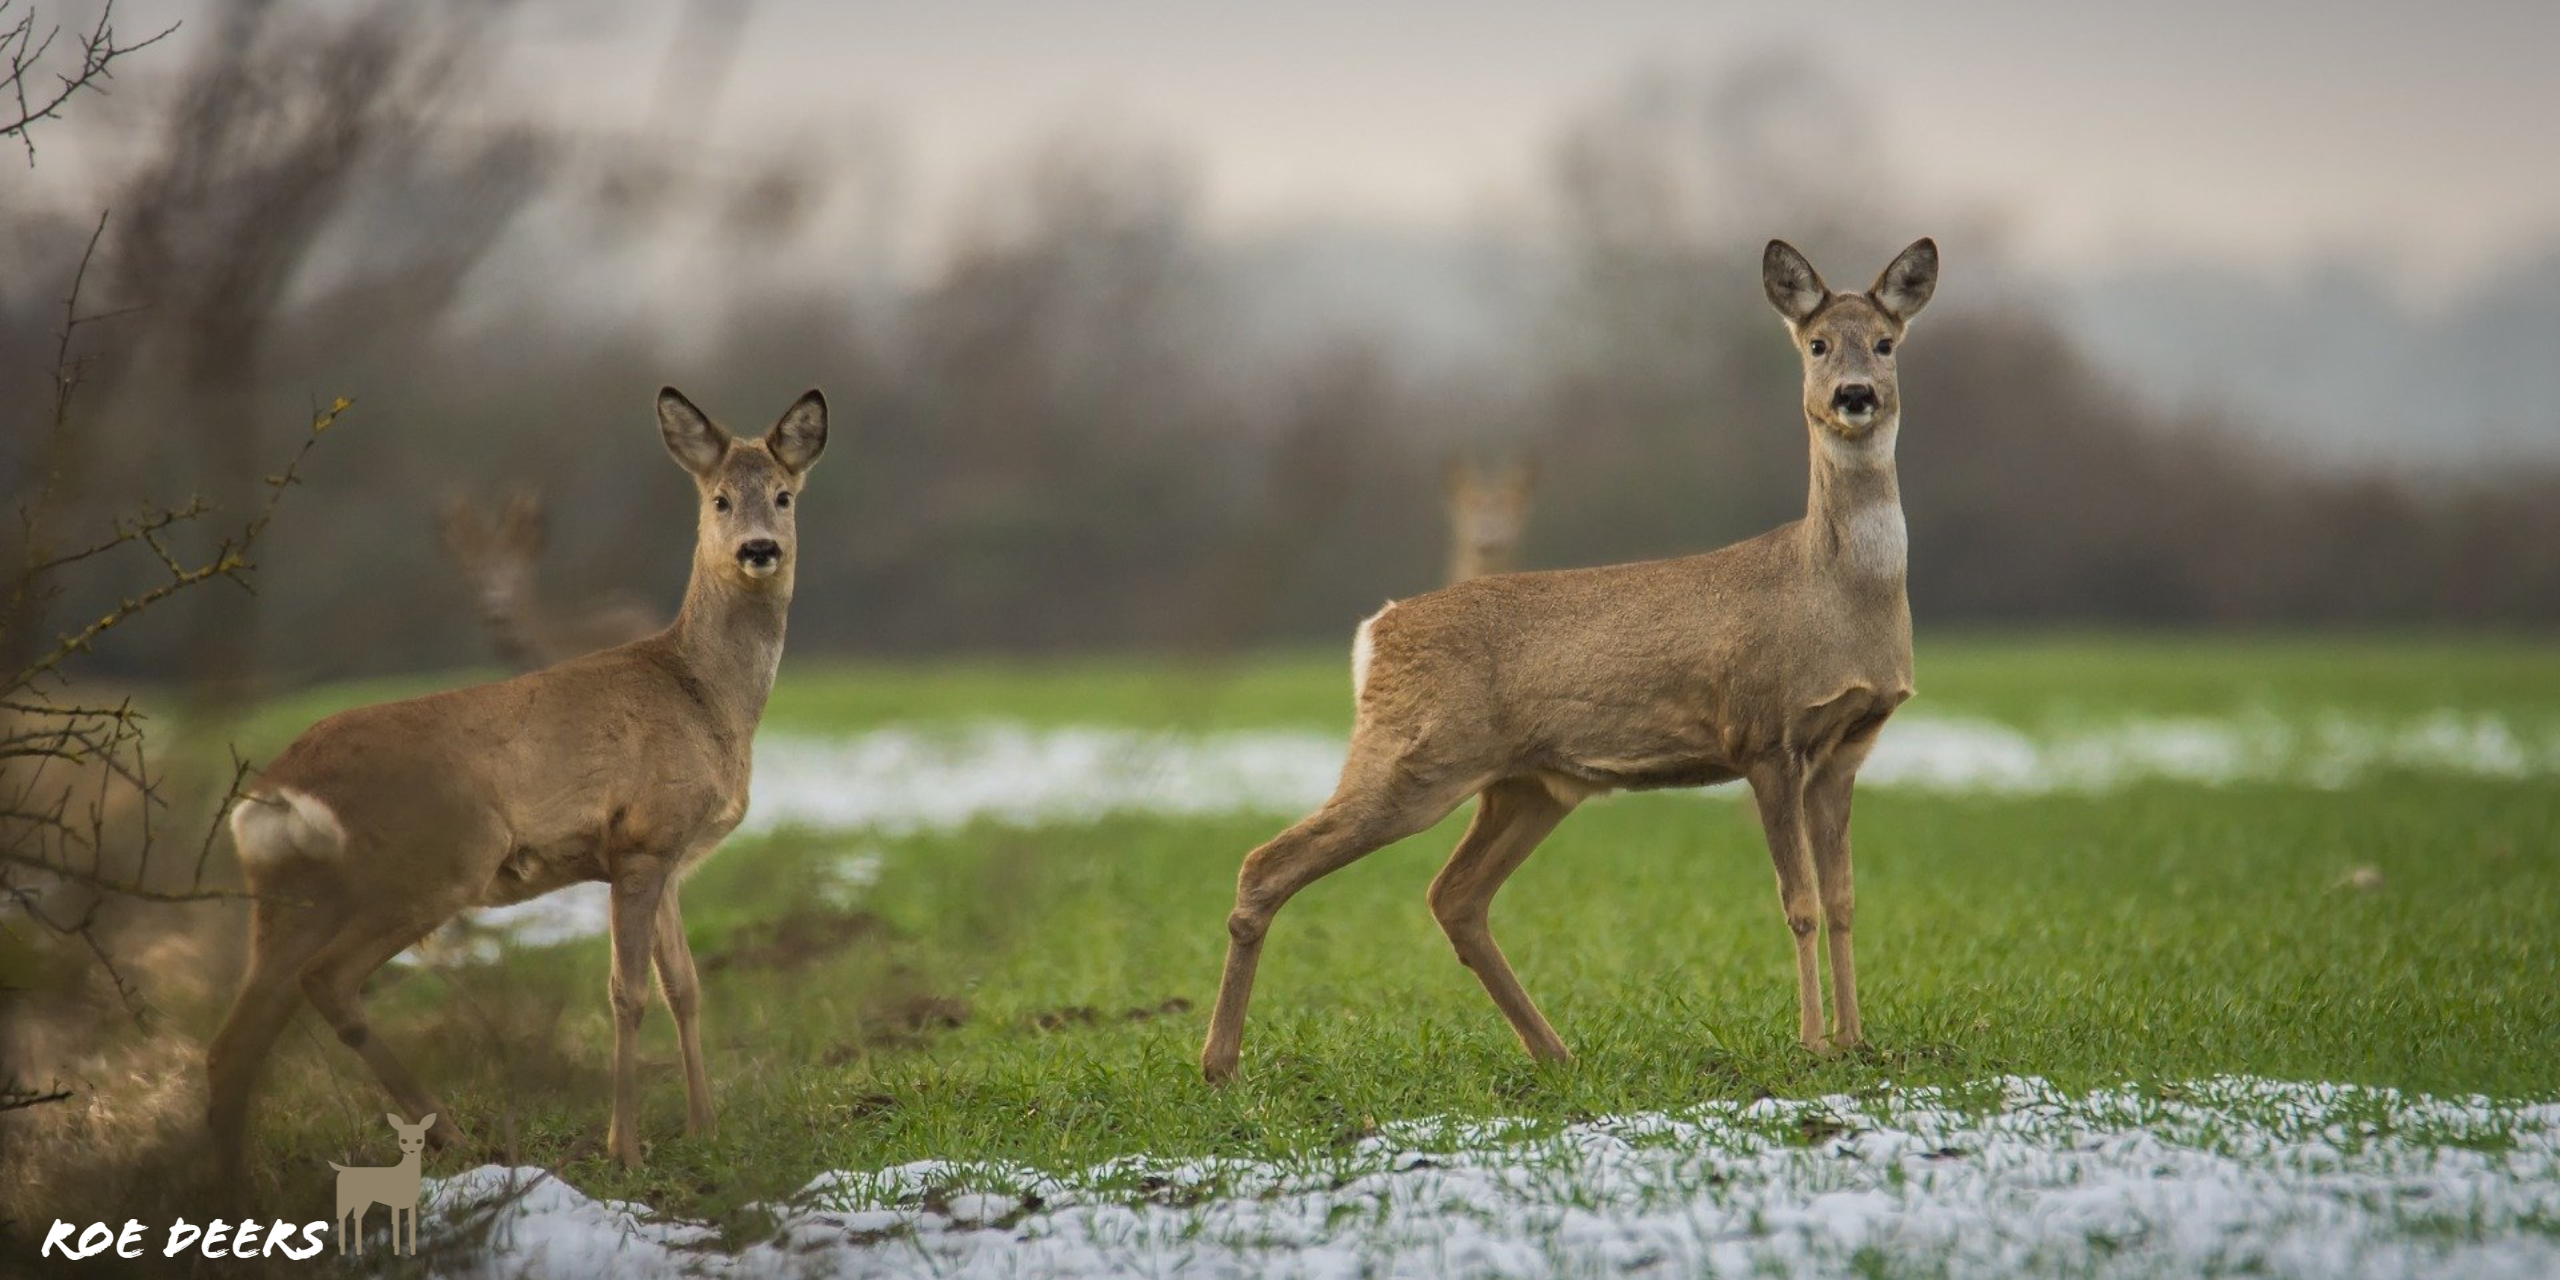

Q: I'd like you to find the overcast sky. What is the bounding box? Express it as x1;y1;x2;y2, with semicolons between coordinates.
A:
495;0;2560;300
30;0;2560;302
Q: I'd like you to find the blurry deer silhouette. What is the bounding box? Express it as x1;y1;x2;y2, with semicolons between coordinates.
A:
1444;456;1537;584
438;490;659;670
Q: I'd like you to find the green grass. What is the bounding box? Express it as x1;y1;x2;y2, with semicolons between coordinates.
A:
206;636;2560;1236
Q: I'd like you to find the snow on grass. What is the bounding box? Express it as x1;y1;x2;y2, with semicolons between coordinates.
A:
740;710;2560;837
436;710;2560;954
423;1075;2560;1279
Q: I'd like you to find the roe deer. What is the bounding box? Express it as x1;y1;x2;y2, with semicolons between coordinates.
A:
1202;239;1937;1081
1444;456;1536;584
208;388;828;1171
438;490;659;671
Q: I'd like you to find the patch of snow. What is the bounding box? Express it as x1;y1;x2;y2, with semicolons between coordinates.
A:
819;849;885;909
422;1075;2560;1279
738;712;2560;839
431;711;2558;953
739;723;1346;837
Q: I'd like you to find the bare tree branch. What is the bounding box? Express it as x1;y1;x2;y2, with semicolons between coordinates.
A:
3;181;351;1027
0;0;179;163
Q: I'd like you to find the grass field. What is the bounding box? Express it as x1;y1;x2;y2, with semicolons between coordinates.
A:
49;636;2560;1274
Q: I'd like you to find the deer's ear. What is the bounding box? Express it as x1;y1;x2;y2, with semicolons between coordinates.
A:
416;1113;436;1130
1763;240;1829;326
1871;238;1939;323
502;491;545;546
766;390;828;474
658;387;730;477
439;498;481;550
387;1112;408;1129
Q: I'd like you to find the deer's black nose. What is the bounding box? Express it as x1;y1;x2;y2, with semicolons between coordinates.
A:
1832;383;1878;412
737;539;781;567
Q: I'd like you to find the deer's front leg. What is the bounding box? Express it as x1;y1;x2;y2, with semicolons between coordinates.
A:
1748;761;1828;1052
1808;723;1883;1048
606;857;670;1167
1805;765;1863;1049
652;882;715;1138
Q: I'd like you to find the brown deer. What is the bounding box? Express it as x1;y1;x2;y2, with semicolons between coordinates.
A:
208;388;828;1171
438;490;659;671
1444;456;1536;584
1202;239;1937;1082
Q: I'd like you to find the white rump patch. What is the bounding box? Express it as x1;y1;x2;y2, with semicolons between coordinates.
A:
1351;604;1392;697
227;786;346;868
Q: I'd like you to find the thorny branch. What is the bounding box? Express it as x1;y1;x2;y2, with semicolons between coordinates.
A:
4;191;350;1025
0;0;178;163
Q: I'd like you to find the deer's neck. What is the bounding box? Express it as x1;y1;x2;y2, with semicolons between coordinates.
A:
482;580;548;670
1448;541;1512;585
1802;419;1906;584
669;562;790;735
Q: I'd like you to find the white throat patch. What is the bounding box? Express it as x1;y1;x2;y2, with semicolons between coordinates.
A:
1841;502;1908;577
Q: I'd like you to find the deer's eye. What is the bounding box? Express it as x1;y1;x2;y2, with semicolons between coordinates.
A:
1807;339;1829;357
775;491;792;509
1874;337;1895;356
712;494;731;513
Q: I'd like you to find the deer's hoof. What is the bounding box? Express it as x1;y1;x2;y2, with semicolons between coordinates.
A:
1801;1036;1840;1058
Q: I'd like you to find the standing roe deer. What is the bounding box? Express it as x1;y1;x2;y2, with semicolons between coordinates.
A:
438;490;660;671
1444;456;1536;584
1202;239;1938;1081
208;388;827;1170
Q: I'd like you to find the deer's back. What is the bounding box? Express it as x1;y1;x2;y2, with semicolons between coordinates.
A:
1356;524;1911;793
249;639;752;900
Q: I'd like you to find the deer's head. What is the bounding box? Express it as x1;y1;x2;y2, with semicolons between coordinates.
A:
389;1112;435;1155
1763;238;1938;458
1445;457;1536;563
657;387;828;591
438;492;546;621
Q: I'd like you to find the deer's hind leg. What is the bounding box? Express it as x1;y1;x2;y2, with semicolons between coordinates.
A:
1202;745;1483;1083
1428;778;1576;1063
296;830;487;1151
299;899;472;1150
207;899;336;1178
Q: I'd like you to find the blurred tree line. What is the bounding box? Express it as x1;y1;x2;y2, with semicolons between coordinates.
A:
6;2;2555;690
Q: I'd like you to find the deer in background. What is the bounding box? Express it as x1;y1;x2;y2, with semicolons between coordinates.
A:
208;388;828;1171
1444;456;1536;584
1202;239;1938;1082
438;490;659;671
